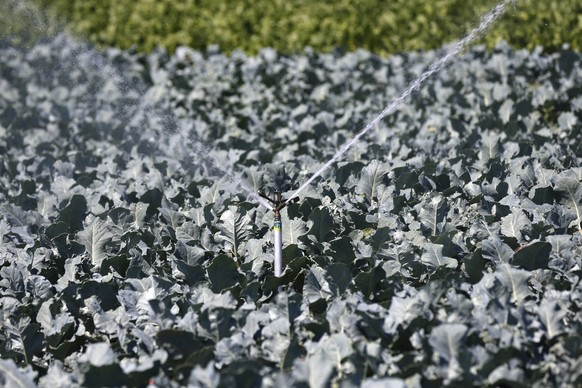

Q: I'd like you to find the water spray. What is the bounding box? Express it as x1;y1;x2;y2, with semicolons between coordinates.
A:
259;190;299;277
285;1;510;204
3;0;273;212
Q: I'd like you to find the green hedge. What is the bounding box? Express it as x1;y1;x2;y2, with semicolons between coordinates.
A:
20;0;582;54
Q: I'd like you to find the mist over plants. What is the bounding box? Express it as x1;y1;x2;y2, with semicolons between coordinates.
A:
1;0;582;387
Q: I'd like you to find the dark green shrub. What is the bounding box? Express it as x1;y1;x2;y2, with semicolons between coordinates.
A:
22;0;582;54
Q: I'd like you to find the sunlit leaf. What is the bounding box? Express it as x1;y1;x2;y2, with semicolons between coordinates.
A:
429;323;468;362
500;209;531;240
482;236;513;264
418;194;447;236
356;160;389;202
495;263;531;304
538;299;566;339
77;217;114;267
215;206;253;259
0;359;37;388
421;243;457;269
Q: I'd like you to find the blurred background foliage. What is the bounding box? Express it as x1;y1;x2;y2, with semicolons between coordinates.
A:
2;0;581;55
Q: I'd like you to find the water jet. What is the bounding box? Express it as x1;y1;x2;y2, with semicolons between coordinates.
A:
286;1;511;203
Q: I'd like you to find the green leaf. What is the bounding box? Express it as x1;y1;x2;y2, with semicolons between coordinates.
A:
43;221;69;240
25;275;53;301
215;335;248;366
174;261;206;286
419;194;447;236
323;332;353;360
258;292;303;365
79;280;120;311
83;364;128;388
421;243;457;269
303;266;333;304
57;194;87;233
482;236;513;264
361;378;406;388
462;250;485;284
160;206;184;230
201;182;227;210
306;349;335;388
79;343;116;367
329;237;356;264
498;99;514;124
480;132;500;161
538;300;566;339
207;254;241;293
558;112;578;131
0;204;36;244
36;300;74;342
56;256;83;291
38;360;76;387
495;263;531;304
282;336;306;369
0;359;36;388
187;362;219;387
283;218;307;246
140;188;163;219
3;317;45;364
429;323;468;362
511;241;551;270
546;235;575;256
501;209;531;240
215;206;253;259
77;217;114;267
307;207;335;243
0;218;10;250
554;174;582;229
130;202;148;229
0;265;25;296
356;160;388;202
156;329;199;360
354;266;385;298
324;262;352;296
260;319;290;364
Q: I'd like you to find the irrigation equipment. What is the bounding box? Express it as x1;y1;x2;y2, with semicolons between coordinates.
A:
260;1;511;278
8;0;513;279
259;190;299;277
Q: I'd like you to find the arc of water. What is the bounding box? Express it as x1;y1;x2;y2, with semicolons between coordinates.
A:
286;1;510;204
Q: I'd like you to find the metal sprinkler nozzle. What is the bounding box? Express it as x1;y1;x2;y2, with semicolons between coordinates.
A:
258;190;299;277
258;190;298;218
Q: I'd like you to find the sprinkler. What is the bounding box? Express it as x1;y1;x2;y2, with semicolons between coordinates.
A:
259;190;299;277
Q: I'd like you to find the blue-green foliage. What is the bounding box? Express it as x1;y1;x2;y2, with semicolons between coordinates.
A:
0;36;581;386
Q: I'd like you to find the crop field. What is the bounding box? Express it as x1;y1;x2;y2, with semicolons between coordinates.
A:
1;1;582;387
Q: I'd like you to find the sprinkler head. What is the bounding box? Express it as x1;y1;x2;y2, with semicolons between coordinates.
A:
258;190;298;217
259;189;299;279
